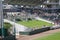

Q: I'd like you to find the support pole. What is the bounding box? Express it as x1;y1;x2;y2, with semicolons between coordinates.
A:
0;0;4;38
59;0;60;5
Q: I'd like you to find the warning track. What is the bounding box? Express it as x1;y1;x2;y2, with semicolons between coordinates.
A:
17;29;60;40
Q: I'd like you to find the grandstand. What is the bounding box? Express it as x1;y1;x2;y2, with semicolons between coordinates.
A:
3;0;60;23
39;0;60;24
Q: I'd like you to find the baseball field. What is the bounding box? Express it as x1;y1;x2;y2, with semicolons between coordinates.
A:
35;32;60;40
17;20;53;28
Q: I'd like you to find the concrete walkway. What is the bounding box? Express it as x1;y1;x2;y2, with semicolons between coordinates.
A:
35;16;54;24
4;19;28;35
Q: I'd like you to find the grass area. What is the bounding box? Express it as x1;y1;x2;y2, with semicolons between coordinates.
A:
17;20;53;28
35;32;60;40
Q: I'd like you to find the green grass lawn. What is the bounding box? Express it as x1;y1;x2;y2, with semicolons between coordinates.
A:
17;20;53;28
35;32;60;40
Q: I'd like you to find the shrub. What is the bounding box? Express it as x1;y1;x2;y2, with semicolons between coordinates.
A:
4;22;12;29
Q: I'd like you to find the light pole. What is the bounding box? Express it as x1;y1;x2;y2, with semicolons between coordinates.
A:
13;14;16;40
0;0;4;38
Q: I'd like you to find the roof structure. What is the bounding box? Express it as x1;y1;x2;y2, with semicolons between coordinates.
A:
3;0;46;5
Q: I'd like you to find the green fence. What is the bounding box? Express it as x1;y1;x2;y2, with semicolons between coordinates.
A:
20;32;30;35
19;27;50;35
0;28;8;37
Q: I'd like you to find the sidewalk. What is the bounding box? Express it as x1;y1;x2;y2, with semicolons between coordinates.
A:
35;16;54;24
